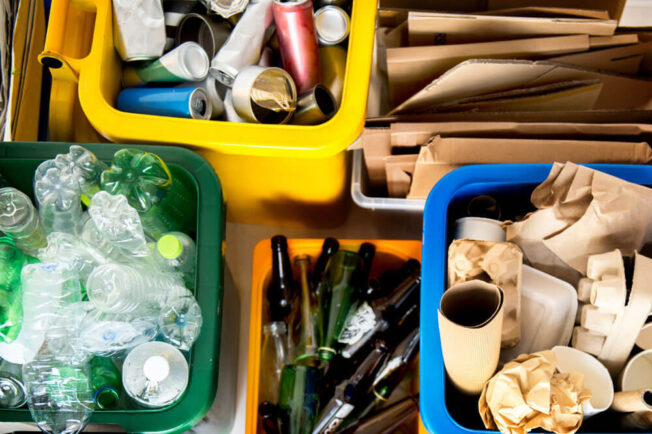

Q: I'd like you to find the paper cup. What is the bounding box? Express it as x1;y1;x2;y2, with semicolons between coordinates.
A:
438;280;504;394
636;323;652;350
620;349;652;391
552;346;614;418
453;217;506;242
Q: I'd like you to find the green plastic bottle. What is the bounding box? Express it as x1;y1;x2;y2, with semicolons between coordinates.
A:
318;250;361;361
278;364;320;434
0;236;37;343
100;149;196;239
90;357;121;410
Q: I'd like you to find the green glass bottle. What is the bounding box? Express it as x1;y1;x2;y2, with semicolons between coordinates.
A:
90;356;121;410
0;236;37;343
100;148;196;239
318;250;361;361
278;364;320;434
293;255;320;364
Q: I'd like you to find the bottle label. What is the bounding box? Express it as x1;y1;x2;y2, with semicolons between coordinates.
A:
337;302;376;345
373;356;402;386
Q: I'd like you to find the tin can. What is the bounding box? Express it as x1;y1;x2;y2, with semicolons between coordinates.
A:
177;76;225;119
272;0;321;95
117;87;212;120
231;66;297;123
292;84;337;125
113;0;166;61
123;42;210;87
202;0;249;18
176;13;231;58
319;45;346;104
314;5;350;46
316;0;348;7
163;0;201;51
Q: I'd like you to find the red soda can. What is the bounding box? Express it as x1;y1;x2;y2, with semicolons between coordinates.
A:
272;0;321;95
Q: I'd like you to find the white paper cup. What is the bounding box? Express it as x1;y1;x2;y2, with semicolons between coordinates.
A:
621;349;652;391
552;346;614;418
453;217;506;242
636;323;652;350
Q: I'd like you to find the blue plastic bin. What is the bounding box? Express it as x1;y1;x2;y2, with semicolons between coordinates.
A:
420;163;652;434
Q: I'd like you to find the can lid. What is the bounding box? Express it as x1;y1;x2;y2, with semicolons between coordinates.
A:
315;6;350;45
158;234;184;259
180;43;210;80
143;356;171;382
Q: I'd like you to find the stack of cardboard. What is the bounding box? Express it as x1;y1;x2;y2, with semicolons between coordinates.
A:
361;0;652;201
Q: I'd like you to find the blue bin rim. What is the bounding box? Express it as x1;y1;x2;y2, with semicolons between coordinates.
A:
420;163;652;434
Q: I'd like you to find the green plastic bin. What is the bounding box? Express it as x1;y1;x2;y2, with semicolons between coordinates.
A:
0;142;225;434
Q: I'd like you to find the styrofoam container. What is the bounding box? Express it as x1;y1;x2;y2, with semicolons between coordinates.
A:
453;217;505;242
621;349;652;392
500;265;577;363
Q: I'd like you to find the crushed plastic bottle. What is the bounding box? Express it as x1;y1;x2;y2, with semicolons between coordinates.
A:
34;161;83;235
153;232;196;288
158;294;202;351
79;213;131;264
38;232;109;282
0;187;47;253
100;148;196;239
54;146;108;206
122;341;189;408
87;263;186;314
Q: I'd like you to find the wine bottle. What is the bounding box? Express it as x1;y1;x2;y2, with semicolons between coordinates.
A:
311;238;339;293
268;235;295;322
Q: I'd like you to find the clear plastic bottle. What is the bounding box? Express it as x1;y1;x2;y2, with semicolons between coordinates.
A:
153;232;196;288
54;145;108;206
34;160;83;235
158;294;202;351
79;213;131;264
122;341;189;408
0;358;27;408
0;187;47;253
87;263;186;314
38;232;109;281
259;321;288;405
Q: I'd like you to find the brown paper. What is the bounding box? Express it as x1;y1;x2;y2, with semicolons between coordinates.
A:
438;280;504;394
479;7;611;20
479;350;592;434
487;0;627;22
589;34;639;49
549;42;652;75
448;239;523;348
387;35;590;104
405;136;652;200
360;127;392;188
505;163;652;283
407;11;616;46
384;154;417;198
612;389;652;412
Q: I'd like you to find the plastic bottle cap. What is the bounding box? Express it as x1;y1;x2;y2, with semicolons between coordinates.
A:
157;235;183;260
143;356;170;382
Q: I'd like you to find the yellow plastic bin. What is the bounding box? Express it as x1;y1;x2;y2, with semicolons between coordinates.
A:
39;0;376;226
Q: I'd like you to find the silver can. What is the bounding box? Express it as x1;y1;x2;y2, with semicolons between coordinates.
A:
176;13;231;58
314;5;350;46
231;66;297;124
292;84;337;125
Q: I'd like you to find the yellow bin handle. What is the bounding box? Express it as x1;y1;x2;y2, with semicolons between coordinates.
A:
39;0;103;83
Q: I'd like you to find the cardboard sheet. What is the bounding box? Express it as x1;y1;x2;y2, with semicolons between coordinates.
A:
389;59;652;115
387;35;591;104
479;6;611;20
479;350;592;434
360;127;392;190
405;137;652;200
549;42;652;75
589;34;639;49
407;11;617;46
486;0;627;22
384;154;417;198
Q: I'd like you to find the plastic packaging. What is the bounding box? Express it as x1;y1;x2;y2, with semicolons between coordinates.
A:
154;232;196;288
38;232;108;281
0;236;36;343
34;160;83;235
87;263;186;314
158;294;202;351
54;145;108;206
122;341;189;408
0;187;47;252
79;213;131;264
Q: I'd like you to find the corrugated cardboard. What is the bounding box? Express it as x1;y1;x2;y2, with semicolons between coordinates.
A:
549;42;652;75
360;127;392;189
479;7;611;20
487;0;627;22
384;154;418;198
589;34;639;49
387;35;591;104
407;11;617;46
406;135;652;199
388;59;652;115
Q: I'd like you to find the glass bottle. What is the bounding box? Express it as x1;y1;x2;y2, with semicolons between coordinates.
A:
356;242;375;289
311;237;339;291
258;401;281;434
90;357;121;410
278;364;320;434
318;250;360;361
338;395;418;434
100;148;196;239
293;255;319;363
259;321;288;405
267;235;294;322
365;258;420;301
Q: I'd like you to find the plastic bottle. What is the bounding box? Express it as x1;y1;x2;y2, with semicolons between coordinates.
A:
38;232;109;282
100;148;196;239
79;213;131;264
0;187;46;253
0;236;37;343
71;302;158;358
54;145;108;206
153;232;196;288
122;341;189;408
90;357;122;410
158;294;202;351
259;321;289;405
87;263;186;314
0;358;27;408
34;160;83;235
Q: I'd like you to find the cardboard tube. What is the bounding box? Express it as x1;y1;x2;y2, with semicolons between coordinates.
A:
590;277;626;311
572;326;605;356
438;280;503;394
577;278;593;303
586;249;624;280
581;304;616;336
636;323;652;350
612;389;652;412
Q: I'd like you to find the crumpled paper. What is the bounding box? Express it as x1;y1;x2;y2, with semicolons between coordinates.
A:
505;162;652;285
479;350;592;434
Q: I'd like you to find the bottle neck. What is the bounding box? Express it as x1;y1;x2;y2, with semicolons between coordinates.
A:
95;386;120;410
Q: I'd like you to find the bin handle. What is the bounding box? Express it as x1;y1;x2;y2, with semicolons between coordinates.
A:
38;0;100;83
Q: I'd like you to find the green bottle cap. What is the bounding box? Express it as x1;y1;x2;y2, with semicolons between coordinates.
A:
157;234;183;260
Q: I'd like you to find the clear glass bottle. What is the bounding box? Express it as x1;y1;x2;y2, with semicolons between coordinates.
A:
259;321;288;405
